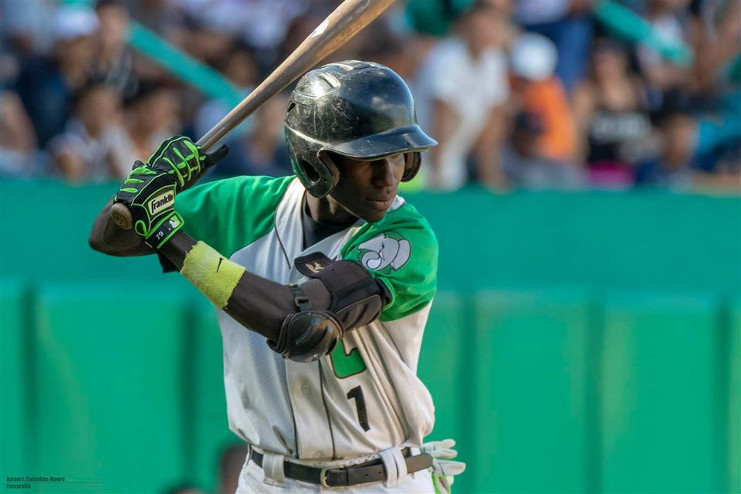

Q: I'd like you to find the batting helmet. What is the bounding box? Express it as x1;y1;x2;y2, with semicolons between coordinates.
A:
285;60;437;198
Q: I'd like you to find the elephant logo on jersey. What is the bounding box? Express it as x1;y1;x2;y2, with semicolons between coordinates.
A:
357;233;411;272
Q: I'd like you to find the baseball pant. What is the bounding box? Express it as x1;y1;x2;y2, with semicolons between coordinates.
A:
235;456;437;493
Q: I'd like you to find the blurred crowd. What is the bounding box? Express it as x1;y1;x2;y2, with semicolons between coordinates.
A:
0;0;739;193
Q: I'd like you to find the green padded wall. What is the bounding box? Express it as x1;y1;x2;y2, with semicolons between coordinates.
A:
33;281;190;493
1;182;739;493
419;291;466;441
2;182;740;296
0;181;161;282
600;293;723;493
472;289;591;493
417;291;472;493
730;299;741;494
410;189;741;295
0;280;28;480
191;300;240;493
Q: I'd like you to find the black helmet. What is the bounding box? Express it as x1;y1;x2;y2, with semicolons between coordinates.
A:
285;60;437;198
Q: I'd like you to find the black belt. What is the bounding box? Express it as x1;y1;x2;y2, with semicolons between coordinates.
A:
249;448;433;488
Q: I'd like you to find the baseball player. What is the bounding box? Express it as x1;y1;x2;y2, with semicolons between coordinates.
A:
90;61;464;492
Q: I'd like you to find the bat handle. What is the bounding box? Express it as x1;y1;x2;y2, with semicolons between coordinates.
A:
111;202;134;230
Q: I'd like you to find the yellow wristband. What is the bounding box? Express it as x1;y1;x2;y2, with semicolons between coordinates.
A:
180;241;245;309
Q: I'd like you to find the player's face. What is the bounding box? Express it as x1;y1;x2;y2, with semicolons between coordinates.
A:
329;153;406;223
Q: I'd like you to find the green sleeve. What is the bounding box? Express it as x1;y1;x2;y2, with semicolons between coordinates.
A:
176;175;294;257
341;202;438;322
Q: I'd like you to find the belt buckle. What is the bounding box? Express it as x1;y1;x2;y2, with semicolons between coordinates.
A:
319;466;331;488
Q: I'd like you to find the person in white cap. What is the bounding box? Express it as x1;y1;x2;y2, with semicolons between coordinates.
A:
508;32;579;165
14;5;99;146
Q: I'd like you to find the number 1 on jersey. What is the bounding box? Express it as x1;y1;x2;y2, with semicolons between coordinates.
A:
330;340;369;430
347;386;370;431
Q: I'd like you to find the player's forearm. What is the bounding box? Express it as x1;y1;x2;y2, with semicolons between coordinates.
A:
89;199;155;257
159;231;329;342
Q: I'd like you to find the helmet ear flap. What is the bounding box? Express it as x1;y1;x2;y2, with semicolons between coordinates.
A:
401;152;421;182
311;150;341;198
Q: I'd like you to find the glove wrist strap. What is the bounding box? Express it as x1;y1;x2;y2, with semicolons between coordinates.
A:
145;212;184;250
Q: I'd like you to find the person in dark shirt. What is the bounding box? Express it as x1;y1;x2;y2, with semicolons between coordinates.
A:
15;6;99;146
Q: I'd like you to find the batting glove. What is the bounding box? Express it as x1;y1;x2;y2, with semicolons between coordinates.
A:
147;136;229;192
114;162;184;249
421;439;467;493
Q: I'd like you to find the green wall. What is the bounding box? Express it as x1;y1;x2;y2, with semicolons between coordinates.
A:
0;181;739;293
0;180;739;493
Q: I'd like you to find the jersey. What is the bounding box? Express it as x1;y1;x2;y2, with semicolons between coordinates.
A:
177;175;438;461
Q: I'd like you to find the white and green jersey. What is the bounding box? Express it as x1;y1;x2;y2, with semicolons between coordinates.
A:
178;176;438;461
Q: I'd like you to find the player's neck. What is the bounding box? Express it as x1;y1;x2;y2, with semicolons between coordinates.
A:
304;192;356;226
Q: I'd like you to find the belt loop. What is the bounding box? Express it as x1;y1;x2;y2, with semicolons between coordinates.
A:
261;452;286;487
378;447;408;488
391;447;408;483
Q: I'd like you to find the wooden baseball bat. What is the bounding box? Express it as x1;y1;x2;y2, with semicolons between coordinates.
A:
111;0;397;230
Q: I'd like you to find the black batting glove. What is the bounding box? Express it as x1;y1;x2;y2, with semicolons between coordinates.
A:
114;162;184;249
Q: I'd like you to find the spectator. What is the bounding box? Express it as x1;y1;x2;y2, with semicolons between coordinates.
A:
277;4;371;68
416;2;511;190
0;88;39;177
571;38;652;187
0;0;731;196
634;109;698;189
181;16;236;69
515;0;594;93
194;42;260;142
276;10;329;66
48;82;125;182
501;111;586;188
692;147;741;192
636;0;693;111
687;0;740;96
15;5;100;147
0;42;38;177
177;0;310;69
357;15;432;82
685;0;741;175
508;32;580;166
1;0;56;58
109;80;182;178
92;0;138;99
128;0;189;39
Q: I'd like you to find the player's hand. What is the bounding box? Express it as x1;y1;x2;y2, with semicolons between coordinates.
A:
114;161;184;249
422;439;466;493
147;136;229;192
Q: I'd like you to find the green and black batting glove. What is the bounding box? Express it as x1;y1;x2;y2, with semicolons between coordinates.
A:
147;136;229;192
114;161;185;249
